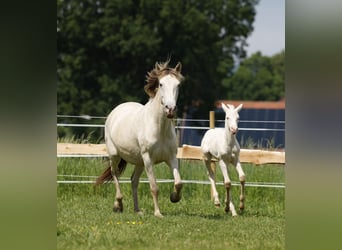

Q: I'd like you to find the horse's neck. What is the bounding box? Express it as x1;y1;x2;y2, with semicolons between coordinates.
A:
145;92;173;133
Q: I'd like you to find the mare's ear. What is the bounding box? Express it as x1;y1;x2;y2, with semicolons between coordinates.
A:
155;62;162;71
174;62;182;72
221;102;229;113
235;103;243;112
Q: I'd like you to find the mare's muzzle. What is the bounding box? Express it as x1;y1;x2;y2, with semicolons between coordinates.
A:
165;105;177;119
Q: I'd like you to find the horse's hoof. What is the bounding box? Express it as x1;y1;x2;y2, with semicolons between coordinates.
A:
170;192;181;203
224;206;230;213
214;202;221;208
113;199;123;213
154;212;164;218
113;206;123;213
136;210;144;216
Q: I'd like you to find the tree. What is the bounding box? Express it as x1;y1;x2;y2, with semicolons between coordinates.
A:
222;50;285;100
57;0;259;139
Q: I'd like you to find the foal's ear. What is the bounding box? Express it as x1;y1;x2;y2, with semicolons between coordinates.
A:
235;103;243;112
174;62;182;72
221;102;229;112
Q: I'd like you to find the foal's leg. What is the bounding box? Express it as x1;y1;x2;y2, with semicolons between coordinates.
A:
142;154;163;217
235;160;246;211
110;157;124;213
167;157;182;203
204;155;220;207
219;159;237;216
131;165;144;215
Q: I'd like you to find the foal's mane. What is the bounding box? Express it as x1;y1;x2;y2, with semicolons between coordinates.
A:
144;59;184;98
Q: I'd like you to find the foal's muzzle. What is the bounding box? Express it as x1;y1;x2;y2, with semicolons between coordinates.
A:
230;127;238;135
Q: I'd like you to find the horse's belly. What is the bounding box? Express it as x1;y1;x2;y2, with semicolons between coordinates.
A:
119;150;144;166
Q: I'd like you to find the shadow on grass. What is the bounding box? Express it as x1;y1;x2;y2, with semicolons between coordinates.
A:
162;206;247;220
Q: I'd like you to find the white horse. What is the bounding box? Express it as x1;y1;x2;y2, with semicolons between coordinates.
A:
96;60;184;217
201;103;245;216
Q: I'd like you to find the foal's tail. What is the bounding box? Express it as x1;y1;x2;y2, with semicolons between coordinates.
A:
94;159;127;185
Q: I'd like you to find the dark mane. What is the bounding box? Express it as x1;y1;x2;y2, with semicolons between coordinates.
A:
144;59;184;97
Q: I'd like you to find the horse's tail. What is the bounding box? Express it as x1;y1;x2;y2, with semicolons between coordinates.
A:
94;159;127;185
116;159;127;176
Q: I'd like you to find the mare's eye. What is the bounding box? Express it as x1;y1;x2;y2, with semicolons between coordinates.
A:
159;83;163;87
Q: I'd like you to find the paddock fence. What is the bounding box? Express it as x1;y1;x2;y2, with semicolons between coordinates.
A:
57;113;285;188
56;143;285;188
57;143;285;165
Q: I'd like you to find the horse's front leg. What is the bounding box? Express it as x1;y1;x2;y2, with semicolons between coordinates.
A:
167;157;182;203
131;165;144;215
142;154;163;217
219;159;237;216
235;160;245;212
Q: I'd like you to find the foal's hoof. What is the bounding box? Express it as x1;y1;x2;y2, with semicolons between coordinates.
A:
170;192;181;203
154;212;164;218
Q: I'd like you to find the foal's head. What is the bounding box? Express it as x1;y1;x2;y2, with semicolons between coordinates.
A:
145;60;184;118
222;103;243;135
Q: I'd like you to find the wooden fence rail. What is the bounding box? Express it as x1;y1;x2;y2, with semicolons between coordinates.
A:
57;143;285;165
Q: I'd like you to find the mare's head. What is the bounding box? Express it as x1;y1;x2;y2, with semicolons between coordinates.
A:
145;60;184;118
221;103;243;135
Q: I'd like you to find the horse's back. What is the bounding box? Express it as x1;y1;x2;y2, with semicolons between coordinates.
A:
106;102;142;124
201;128;240;161
106;102;142;135
201;128;224;148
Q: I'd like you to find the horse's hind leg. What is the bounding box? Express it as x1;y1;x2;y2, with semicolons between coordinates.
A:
131;165;144;215
110;156;124;213
235;161;245;212
204;155;220;207
219;159;237;216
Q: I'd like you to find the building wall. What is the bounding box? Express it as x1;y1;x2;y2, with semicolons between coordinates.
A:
180;108;285;149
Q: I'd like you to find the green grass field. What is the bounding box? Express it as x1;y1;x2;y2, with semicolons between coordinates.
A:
57;157;285;249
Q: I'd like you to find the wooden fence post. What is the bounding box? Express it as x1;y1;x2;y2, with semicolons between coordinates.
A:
209;111;216;200
209;111;215;129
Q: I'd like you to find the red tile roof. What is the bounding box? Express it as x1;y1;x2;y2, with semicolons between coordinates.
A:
216;98;285;110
